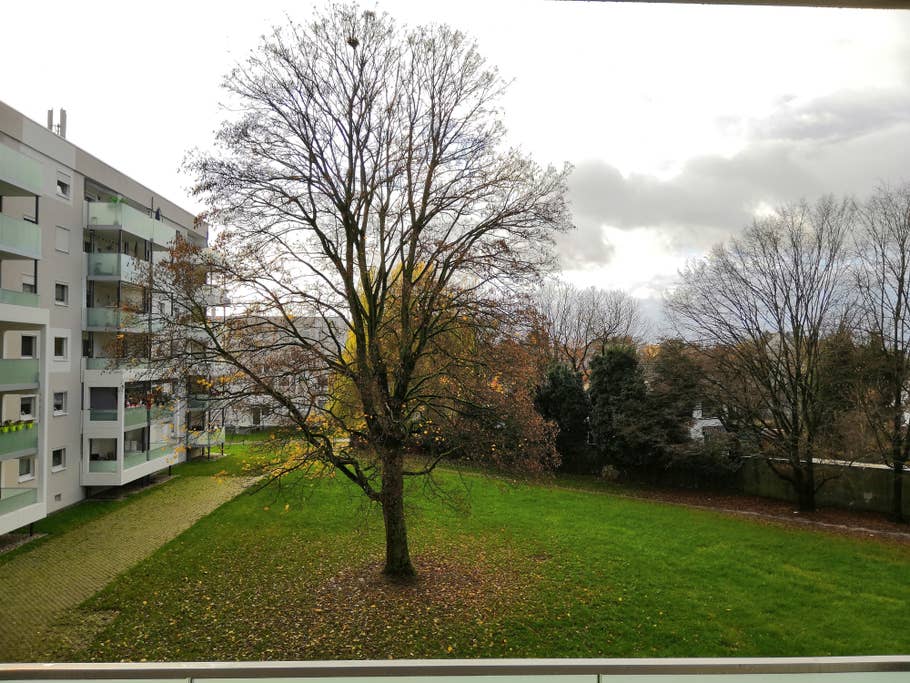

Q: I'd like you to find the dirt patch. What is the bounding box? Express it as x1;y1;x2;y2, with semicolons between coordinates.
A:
0;532;45;556
301;549;533;658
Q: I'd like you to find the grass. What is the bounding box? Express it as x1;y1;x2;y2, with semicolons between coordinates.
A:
49;449;910;661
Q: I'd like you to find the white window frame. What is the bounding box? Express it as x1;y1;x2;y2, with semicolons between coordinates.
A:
54;282;69;306
19;395;36;419
55;171;72;200
53;391;68;416
53;336;68;361
18;456;34;482
20;334;37;358
52;448;66;472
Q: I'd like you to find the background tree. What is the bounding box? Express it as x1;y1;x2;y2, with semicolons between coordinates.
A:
534;362;592;473
854;184;910;522
667;198;855;511
175;5;571;578
536;282;644;379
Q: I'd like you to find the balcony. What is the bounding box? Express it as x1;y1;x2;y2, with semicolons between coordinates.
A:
0;144;43;196
85;357;151;371
124;444;172;470
0;213;41;260
85;252;143;282
200;283;231;307
125;406;172;428
0;359;39;389
0;487;37;516
0;426;38;458
87;408;118;422
84;307;160;333
186;427;226;448
85;201;176;249
0;288;39;307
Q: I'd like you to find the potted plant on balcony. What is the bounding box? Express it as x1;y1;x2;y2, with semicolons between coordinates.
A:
24;419;34;429
0;421;9;434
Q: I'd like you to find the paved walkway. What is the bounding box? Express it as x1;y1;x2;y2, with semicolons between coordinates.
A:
0;475;247;661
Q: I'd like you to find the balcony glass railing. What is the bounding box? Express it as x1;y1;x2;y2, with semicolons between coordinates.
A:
0;144;43;196
187;427;226;447
85;252;143;282
124;406;147;428
0;359;39;386
88;458;117;473
125;444;172;469
85;202;176;249
0;288;39;307
85;307;154;332
0;428;38;457
0;214;41;260
0;487;37;516
88;408;118;422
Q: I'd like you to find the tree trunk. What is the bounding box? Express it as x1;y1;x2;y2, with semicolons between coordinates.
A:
380;451;416;579
791;462;816;512
893;460;906;524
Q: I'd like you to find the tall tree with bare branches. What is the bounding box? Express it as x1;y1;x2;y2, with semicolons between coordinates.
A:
169;5;570;578
536;282;644;378
667;198;855;511
854;184;910;522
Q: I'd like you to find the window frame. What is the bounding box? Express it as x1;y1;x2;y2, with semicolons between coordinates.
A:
53;391;68;416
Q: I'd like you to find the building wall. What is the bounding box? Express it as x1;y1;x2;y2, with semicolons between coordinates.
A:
0;99;206;530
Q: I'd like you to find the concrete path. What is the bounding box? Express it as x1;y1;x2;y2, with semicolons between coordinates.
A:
0;475;247;661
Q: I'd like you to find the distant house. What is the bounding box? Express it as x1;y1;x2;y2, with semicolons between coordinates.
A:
689;401;725;442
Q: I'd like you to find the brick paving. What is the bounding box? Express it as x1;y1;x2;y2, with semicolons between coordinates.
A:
0;475;247;661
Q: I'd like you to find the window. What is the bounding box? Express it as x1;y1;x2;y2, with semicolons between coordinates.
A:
55;226;70;253
20;335;36;358
18;457;34;480
52;448;66;471
53;392;67;415
20;396;35;418
22;275;35;294
54;282;69;305
54;336;68;360
56;171;72;199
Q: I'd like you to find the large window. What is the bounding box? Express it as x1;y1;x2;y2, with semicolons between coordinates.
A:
54;282;69;306
18;456;34;480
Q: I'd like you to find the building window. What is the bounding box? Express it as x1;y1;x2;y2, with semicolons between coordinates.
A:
18;457;34;480
20;396;35;419
20;335;36;358
54;282;69;305
54;336;68;360
56;171;72;199
22;275;36;294
53;392;67;415
55;226;70;253
52;448;66;471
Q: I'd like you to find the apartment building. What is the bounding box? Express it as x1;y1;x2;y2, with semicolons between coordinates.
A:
0;101;224;535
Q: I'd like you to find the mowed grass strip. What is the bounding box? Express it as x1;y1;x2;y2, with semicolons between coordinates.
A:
62;455;910;661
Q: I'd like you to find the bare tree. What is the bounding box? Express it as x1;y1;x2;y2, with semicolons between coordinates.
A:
854;184;910;523
169;6;570;578
667;198;855;511
536;282;644;377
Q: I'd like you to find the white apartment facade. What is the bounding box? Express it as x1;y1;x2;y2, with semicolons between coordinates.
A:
0;101;224;535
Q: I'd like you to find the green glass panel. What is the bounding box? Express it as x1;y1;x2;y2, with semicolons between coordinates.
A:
0;487;37;515
124;406;147;428
0;214;41;259
0;359;38;386
0;288;39;307
0;428;38;456
0;144;43;196
89;408;118;422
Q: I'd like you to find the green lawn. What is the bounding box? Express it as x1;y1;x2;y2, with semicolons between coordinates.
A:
58;450;910;661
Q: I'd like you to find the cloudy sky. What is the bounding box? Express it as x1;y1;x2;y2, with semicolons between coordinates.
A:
3;1;910;323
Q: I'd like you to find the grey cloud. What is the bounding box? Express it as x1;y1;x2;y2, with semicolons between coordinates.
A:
561;104;910;269
752;89;910;143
